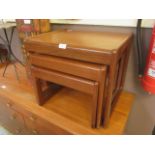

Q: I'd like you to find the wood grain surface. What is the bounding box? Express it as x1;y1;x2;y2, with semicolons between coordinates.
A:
0;64;135;134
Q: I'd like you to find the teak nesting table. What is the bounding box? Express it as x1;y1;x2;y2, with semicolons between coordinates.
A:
24;30;133;128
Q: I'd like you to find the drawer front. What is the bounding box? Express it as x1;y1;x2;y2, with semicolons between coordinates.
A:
30;54;104;81
0;95;70;135
17;108;71;135
0;96;27;134
24;114;71;135
5;98;71;135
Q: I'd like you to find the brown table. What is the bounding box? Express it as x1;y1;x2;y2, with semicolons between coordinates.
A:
25;30;133;128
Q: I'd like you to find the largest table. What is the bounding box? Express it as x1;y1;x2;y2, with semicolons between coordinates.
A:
25;30;133;127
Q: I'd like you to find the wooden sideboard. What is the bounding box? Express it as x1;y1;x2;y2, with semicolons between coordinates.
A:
0;64;134;134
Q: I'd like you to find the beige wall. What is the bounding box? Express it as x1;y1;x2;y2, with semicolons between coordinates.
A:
0;24;154;134
50;19;155;28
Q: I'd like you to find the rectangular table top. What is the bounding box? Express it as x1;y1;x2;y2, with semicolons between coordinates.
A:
25;30;132;52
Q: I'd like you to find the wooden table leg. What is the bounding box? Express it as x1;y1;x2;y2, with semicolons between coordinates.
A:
92;82;99;128
102;58;117;127
32;77;44;105
32;77;61;105
110;56;125;111
116;55;125;91
120;45;131;89
102;45;131;127
96;66;107;128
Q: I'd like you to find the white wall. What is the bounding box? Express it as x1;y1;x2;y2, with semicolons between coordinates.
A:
50;19;155;28
2;19;155;28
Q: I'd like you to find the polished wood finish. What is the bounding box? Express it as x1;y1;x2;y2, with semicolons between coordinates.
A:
24;30;132;65
30;54;104;81
24;30;133;127
0;96;27;134
25;30;131;52
0;64;134;134
30;53;107;127
32;66;98;95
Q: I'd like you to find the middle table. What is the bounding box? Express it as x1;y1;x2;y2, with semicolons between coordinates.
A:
30;54;107;128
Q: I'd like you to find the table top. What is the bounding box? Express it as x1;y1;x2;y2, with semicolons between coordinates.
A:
26;30;133;52
0;23;16;29
0;63;135;134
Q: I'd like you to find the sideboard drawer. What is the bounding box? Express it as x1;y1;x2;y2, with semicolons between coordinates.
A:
22;111;71;135
0;96;27;134
0;95;70;134
25;116;70;135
